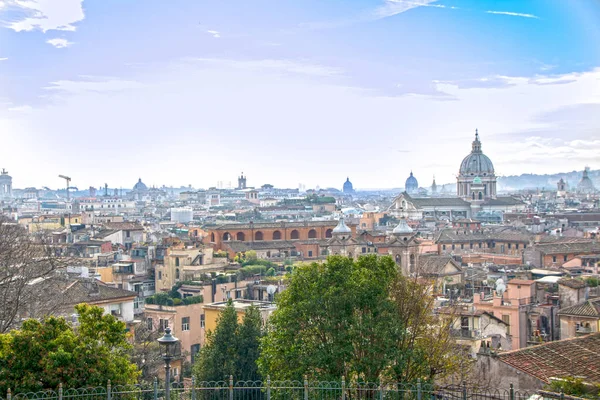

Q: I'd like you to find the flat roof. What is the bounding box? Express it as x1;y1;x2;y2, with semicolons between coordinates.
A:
204;299;275;311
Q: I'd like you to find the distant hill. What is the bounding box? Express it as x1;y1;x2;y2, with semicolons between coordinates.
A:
498;169;600;191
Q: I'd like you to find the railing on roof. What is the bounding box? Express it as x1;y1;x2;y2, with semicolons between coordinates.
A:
0;378;574;400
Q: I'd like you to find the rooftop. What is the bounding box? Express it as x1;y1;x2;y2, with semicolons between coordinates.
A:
499;333;600;384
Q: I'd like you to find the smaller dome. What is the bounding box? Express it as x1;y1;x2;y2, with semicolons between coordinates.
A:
405;172;418;192
133;178;148;191
393;217;413;235
473;176;482;184
343;177;354;193
332;215;352;234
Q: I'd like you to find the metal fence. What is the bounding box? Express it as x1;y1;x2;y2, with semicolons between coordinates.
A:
1;379;576;400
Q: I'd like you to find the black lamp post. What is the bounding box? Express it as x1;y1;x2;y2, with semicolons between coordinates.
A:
157;326;179;400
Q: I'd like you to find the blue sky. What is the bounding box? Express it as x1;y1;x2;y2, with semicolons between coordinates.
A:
1;0;599;190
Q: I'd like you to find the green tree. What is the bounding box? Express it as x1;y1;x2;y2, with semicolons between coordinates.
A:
258;255;398;382
236;306;263;381
0;304;139;395
258;255;465;384
193;301;263;382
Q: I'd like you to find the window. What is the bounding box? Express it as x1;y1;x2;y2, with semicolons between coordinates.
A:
147;317;153;331
191;344;201;363
159;318;169;331
362;247;367;254
158;271;162;280
502;315;510;335
452;244;455;250
470;243;473;249
308;250;313;257
515;244;519;250
181;317;190;331
564;255;568;262
524;244;527;249
460;244;464;249
442;245;446;250
200;314;205;328
176;268;180;280
126;231;131;238
552;256;557;263
175;257;180;267
235;290;241;299
508;243;512;249
479;242;482;248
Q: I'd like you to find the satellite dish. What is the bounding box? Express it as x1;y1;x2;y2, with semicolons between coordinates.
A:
266;285;277;295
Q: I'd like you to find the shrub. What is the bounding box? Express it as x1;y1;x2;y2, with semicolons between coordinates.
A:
239;265;267;279
585;277;600;287
266;267;276;277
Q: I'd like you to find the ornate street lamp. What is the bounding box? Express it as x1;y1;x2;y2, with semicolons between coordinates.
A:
157;326;179;400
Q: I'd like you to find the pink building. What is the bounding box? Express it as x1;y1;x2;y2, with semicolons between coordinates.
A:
473;279;535;349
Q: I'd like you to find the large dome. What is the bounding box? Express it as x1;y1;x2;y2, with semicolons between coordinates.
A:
459;131;495;176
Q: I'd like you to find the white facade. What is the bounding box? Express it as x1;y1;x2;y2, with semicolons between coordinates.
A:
171;207;193;223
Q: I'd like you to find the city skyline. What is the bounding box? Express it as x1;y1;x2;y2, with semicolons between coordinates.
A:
1;0;600;189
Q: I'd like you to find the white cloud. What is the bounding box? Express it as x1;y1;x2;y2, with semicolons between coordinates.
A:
8;105;33;113
485;11;539;19
206;30;220;38
46;38;73;48
43;76;145;94
2;60;599;188
7;0;84;32
189;58;344;77
0;57;7;61
373;0;438;20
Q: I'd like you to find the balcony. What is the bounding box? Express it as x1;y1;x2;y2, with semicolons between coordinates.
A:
576;326;593;335
450;328;481;340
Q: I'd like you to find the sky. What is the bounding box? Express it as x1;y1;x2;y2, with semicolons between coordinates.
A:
1;0;599;191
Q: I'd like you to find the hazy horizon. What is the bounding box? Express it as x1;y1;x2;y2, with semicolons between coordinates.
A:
1;0;599;190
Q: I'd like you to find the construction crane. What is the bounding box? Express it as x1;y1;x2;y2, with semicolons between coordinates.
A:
58;174;72;202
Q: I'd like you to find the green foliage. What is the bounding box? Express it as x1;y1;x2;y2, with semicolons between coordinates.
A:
213;250;228;258
193;300;263;382
215;274;229;284
548;376;600;398
245;250;258;262
283;258;294;266
258;255;464;384
0;304;139;394
238;265;268;279
145;292;174;306
585;277;600;287
258;255;398;382
182;295;203;305
266;267;276;277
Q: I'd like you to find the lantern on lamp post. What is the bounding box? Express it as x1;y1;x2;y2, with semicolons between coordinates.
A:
157;326;179;400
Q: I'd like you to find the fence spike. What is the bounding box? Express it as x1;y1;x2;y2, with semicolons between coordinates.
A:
7;388;11;400
59;383;63;400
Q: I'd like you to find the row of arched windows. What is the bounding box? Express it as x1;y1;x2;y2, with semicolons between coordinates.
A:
220;229;333;242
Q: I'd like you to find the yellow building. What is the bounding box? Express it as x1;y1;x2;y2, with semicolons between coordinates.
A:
203;299;276;333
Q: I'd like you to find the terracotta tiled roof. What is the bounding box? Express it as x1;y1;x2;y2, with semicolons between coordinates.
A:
535;240;600;255
499;333;600;384
417;255;461;276
213;220;342;230
435;227;530;243
558;298;600;318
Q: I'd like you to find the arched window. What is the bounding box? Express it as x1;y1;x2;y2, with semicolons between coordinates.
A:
472;192;475;200
308;229;317;239
175;257;180;267
478;192;483;200
236;232;245;241
272;230;282;240
175;268;180;280
223;232;231;241
395;254;401;265
255;231;264;241
325;229;333;238
290;230;300;240
210;233;215;242
410;254;415;268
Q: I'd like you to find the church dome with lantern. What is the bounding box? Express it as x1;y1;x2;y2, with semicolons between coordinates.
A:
457;130;497;201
